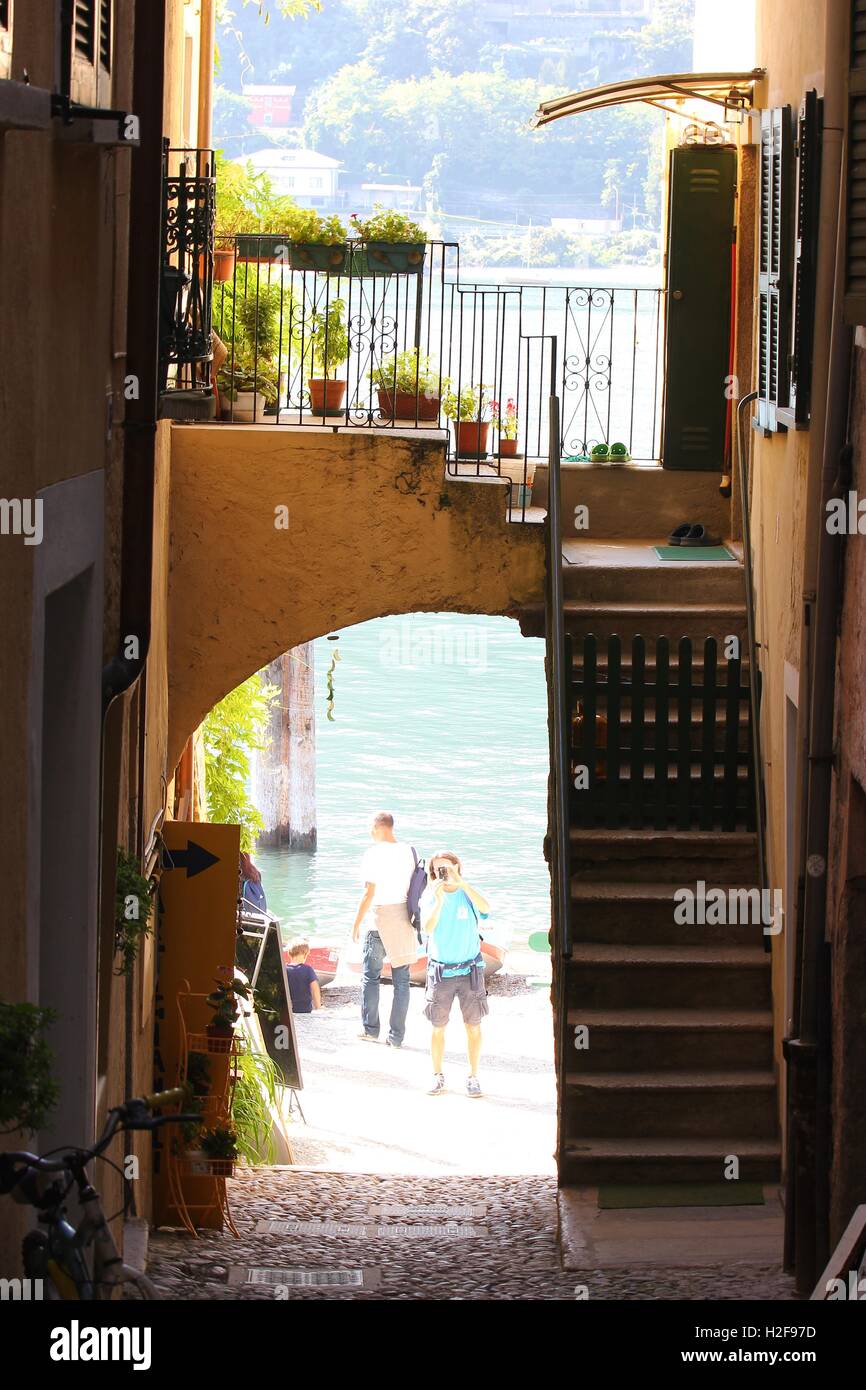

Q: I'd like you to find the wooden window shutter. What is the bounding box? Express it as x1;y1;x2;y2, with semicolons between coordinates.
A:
0;0;12;83
757;106;794;431
66;0;112;106
789;90;823;425
844;0;866;323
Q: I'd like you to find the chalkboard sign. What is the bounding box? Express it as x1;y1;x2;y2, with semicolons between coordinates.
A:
236;924;303;1091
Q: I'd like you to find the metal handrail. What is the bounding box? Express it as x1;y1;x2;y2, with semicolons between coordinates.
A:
736;390;769;942
544;341;571;959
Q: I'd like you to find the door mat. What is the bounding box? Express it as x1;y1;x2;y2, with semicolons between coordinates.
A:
653;545;736;562
598;1183;765;1210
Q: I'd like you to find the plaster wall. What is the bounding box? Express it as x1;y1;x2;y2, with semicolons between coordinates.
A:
749;0;827;1124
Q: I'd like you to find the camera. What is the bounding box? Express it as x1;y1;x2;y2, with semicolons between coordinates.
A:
436;865;450;881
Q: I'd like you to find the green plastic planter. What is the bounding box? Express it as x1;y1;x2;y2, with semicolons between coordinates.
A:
352;242;427;276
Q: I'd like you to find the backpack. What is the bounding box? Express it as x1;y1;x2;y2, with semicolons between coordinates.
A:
407;847;428;943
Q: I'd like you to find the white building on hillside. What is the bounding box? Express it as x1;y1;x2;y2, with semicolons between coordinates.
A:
237;147;343;206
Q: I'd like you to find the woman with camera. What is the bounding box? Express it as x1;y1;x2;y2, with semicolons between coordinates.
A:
419;852;491;1098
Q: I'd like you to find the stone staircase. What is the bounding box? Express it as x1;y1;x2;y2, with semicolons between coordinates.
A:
535;537;781;1190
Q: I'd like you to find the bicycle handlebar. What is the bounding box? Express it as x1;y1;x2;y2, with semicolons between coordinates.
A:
0;1089;202;1192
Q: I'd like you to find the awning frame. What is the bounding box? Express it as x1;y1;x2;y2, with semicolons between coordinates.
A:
531;69;767;129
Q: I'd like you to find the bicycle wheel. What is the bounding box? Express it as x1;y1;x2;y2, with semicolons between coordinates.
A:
116;1268;159;1300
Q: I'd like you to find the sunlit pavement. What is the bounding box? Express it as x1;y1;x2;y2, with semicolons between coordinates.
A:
286;960;557;1174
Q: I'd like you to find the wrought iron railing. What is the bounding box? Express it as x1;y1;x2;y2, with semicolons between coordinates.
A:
159;223;666;513
159;147;215;394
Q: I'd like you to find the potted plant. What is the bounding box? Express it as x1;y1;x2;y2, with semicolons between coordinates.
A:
492;397;520;457
442;383;493;458
0;1001;58;1134
370;349;448;422
218;350;279;422
188;1125;239;1177
216;273;284;420
204;973;256;1048
280;208;351;274
349;206;427;275
306;298;349;415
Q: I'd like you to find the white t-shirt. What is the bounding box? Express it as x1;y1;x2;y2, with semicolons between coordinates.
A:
361;840;416;907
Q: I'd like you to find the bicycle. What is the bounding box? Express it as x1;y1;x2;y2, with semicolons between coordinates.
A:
0;1087;199;1300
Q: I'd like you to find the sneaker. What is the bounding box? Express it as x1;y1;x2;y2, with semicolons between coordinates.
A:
427;1072;446;1096
385;1037;402;1049
466;1075;482;1098
357;1032;379;1043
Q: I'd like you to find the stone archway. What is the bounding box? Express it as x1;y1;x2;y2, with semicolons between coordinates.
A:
166;425;545;770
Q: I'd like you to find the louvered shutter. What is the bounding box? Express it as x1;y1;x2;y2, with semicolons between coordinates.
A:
757;106;794;431
789;91;823;425
0;0;12;83
844;0;866;323
67;0;112;106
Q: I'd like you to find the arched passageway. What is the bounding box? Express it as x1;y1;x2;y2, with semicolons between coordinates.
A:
165;425;545;769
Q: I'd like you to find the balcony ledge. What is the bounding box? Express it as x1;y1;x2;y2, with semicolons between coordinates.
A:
0;80;51;132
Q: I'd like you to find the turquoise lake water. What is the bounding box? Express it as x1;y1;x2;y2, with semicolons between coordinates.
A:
254;612;550;957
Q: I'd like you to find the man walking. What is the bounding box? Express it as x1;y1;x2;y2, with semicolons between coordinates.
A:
420;851;490;1097
351;811;418;1047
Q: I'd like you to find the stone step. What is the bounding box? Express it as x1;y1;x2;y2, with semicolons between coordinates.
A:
563;601;748;644
518;601;748;643
563;1070;778;1139
565;1007;774;1072
569;882;766;946
568;829;759;883
565;943;771;1011
561;554;745;605
560;1136;781;1186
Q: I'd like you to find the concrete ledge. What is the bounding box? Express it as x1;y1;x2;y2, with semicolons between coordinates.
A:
535;462;733;541
558;1185;785;1271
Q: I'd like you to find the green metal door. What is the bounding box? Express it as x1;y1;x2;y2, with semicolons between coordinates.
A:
662;145;736;471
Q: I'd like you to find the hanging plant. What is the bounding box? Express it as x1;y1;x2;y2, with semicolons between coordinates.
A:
325;634;341;722
115;848;154;976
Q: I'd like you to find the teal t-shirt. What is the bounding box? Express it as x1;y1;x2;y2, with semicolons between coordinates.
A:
420;886;488;975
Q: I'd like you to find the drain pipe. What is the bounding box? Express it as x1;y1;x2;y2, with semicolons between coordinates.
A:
101;0;168;1116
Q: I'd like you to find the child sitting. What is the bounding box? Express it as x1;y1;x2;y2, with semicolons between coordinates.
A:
286;940;322;1015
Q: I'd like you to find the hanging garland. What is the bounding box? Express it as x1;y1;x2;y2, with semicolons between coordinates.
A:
325;634;341;721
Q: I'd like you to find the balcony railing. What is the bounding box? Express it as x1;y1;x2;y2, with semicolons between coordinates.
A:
160;229;665;517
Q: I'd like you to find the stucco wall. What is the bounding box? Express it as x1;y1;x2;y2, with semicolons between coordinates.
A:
749;0;828;1115
166;427;546;769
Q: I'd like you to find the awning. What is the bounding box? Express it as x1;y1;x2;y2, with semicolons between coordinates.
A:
530;69;766;129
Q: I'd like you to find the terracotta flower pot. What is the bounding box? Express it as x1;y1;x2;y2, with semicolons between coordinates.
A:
213;247;236;283
376;388;440;422
308;378;347;415
455;420;490;457
498;438;519;457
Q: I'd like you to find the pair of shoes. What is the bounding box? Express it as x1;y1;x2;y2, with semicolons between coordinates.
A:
385;1037;402;1049
668;522;720;547
357;1032;378;1043
427;1073;446;1096
466;1075;483;1098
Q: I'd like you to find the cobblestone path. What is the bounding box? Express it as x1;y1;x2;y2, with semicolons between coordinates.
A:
146;1169;797;1301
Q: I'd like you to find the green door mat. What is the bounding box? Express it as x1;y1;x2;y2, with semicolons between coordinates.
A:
653;545;735;562
598;1183;765;1210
